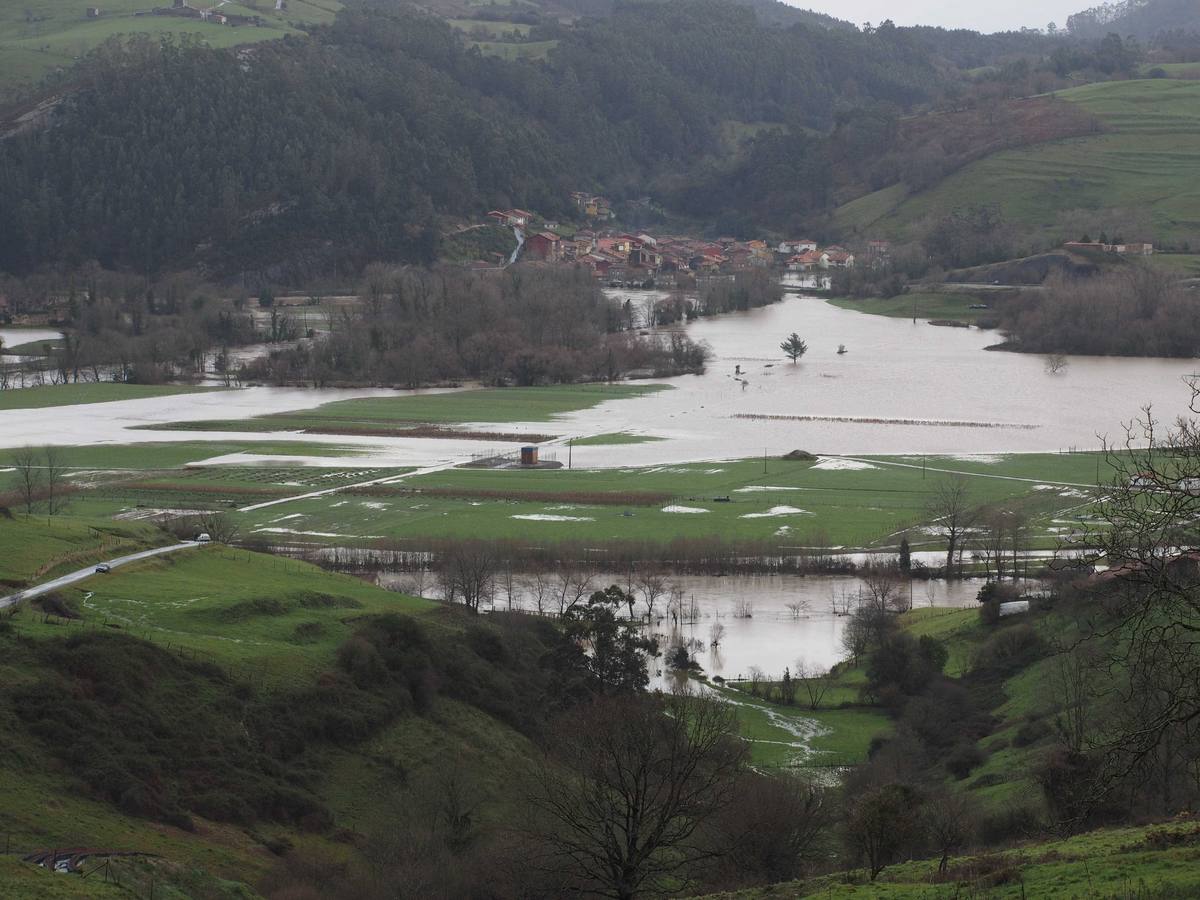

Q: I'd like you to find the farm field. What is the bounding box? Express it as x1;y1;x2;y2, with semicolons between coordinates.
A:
834;79;1200;246
469;39;558;60
4;547;434;679
0;0;338;89
233;452;1114;550
0;382;223;409
142;384;668;435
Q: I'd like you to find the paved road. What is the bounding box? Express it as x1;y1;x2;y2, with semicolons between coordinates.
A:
0;542;202;611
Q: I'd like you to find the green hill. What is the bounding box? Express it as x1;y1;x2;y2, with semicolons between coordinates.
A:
0;0;340;93
835;79;1200;250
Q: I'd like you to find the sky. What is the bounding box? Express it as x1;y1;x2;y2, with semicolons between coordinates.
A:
789;0;1085;33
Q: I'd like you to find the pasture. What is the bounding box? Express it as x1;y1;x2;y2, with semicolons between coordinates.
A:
834;79;1200;246
0;382;221;410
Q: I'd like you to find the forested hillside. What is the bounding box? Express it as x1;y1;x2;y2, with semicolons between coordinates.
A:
0;0;949;277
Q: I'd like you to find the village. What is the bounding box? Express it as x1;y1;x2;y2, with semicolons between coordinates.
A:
482;193;890;285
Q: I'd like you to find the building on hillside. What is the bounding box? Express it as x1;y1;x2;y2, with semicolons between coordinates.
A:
824;248;855;269
778;239;818;254
487;209;532;228
1064;240;1154;256
787;249;825;271
525;231;562;261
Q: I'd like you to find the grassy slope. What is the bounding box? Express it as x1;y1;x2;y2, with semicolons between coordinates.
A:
233;452;1111;549
5;547;434;679
0;545;528;898
712;820;1200;898
834;79;1200;246
0;513;165;587
0;383;223;409
143;384;670;433
0;0;339;90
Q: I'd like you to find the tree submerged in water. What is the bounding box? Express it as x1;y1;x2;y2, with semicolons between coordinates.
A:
780;332;808;363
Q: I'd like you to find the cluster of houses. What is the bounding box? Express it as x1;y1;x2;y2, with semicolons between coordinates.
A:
480;200;891;280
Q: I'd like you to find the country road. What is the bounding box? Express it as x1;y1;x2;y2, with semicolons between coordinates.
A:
0;542;203;611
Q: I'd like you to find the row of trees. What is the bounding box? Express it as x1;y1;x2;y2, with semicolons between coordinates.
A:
242;266;709;387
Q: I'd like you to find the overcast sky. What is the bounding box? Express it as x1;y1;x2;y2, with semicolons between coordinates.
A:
790;0;1084;33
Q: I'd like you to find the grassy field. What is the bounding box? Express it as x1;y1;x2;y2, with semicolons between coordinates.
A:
0;513;165;587
0;382;222;410
827;292;1000;324
447;18;532;36
0;0;338;90
834;79;1200;247
4;546;433;679
571;432;666;446
230;452;1112;549
143;384;668;435
716;820;1200;898
469;39;557;60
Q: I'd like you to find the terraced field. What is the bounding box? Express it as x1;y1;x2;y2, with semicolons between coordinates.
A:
835;79;1200;247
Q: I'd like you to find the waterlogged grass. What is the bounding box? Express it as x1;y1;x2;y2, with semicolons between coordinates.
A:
233;453;1112;549
5;548;433;679
572;432;667;446
0;514;165;587
145;384;670;433
827;292;1001;324
0;383;222;410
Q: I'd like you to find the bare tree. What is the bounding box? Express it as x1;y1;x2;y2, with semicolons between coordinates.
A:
1044;353;1068;375
859;566;905;612
43;445;68;515
438;541;498;613
732;599;754;619
522;691;747;900
921;789;976;874
635;570;669;623
523;569;554;616
926;478;976;577
747;666;764;697
785;600;809;619
554;566;594;617
12;446;40;514
708;621;726;646
795;658;832;710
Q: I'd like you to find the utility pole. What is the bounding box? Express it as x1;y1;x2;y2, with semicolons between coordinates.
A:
568;439;573;470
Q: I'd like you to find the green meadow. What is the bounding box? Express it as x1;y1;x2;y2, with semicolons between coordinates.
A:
5;547;433;678
0;0;338;89
142;384;669;434
233;453;1111;550
827;292;1001;324
0;382;222;410
0;514;165;587
835;79;1200;246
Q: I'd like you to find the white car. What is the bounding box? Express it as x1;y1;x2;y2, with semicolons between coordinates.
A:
195;533;212;543
95;563;111;573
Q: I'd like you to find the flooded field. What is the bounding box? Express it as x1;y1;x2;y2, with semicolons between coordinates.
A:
379;569;984;678
1;294;1196;471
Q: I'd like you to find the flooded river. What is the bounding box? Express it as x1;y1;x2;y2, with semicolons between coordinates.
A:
0;294;1195;467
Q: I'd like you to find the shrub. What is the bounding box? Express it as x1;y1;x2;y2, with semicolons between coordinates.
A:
973;624;1046;675
1013;717;1052;748
945;742;986;779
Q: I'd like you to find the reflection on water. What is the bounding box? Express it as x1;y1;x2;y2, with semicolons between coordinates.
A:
381;570;983;680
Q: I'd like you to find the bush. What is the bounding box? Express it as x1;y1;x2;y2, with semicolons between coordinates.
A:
977;802;1043;843
972;624;1046;675
1013;717;1052;748
945;742;986;779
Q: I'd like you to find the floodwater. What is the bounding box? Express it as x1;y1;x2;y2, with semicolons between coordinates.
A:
0;327;62;350
380;569;982;677
0;294;1196;468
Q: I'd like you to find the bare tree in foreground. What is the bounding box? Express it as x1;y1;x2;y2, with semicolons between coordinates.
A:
43;445;68;515
523;690;746;900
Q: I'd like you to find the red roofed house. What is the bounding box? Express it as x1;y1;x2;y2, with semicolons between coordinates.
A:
525;231;562;261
